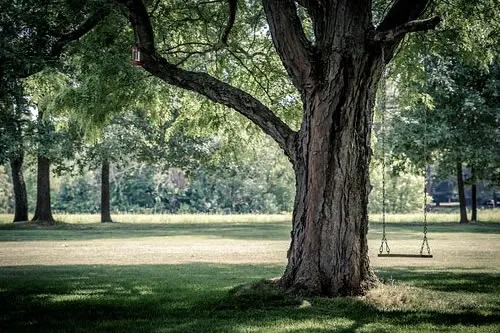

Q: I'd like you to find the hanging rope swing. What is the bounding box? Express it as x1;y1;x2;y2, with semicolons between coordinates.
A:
377;45;433;259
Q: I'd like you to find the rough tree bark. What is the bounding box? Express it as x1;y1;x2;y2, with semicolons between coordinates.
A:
7;89;29;222
456;161;469;224
32;155;54;223
101;157;113;223
118;0;438;296
32;110;54;224
10;154;28;222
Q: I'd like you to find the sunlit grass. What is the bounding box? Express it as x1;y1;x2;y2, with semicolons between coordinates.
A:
0;213;292;225
1;209;498;225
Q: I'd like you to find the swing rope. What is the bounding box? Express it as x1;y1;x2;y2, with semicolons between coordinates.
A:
420;40;432;256
379;46;390;255
378;43;432;258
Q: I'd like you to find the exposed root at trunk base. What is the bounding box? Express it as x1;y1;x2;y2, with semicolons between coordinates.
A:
220;279;301;310
225;272;379;308
31;219;56;227
279;270;379;298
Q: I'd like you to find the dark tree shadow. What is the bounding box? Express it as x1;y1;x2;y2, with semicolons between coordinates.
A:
0;264;499;332
377;267;500;294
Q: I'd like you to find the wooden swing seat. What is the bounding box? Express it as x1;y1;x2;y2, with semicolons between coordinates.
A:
378;253;433;258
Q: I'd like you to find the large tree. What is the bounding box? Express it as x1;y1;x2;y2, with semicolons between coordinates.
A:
113;0;439;296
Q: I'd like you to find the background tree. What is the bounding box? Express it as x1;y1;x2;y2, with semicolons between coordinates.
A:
0;85;30;221
24;69;82;223
0;0;111;222
386;0;500;223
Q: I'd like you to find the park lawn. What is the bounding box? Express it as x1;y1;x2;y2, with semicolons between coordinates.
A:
0;213;499;332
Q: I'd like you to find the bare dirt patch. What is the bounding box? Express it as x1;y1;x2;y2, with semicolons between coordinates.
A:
0;227;498;270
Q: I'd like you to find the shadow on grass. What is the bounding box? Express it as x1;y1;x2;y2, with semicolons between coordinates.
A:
1;221;499;242
0;222;292;242
0;264;499;332
370;222;500;235
377;267;500;294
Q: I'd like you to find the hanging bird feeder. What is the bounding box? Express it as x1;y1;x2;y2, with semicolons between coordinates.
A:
131;46;144;66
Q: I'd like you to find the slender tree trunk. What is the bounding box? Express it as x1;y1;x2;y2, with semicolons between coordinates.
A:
101;157;113;223
10;154;28;222
471;183;477;222
456;161;468;224
32;155;54;224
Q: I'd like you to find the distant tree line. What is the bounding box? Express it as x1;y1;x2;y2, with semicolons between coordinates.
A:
2;157;498;216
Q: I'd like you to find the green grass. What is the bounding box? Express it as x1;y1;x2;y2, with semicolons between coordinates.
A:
0;213;499;332
1;209;498;225
1;264;498;332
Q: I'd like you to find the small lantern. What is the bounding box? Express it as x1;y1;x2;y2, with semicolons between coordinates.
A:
131;46;143;66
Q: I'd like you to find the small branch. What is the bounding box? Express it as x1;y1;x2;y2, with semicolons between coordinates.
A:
149;0;161;17
374;16;440;42
226;48;275;103
50;8;112;57
164;42;212;53
173;47;216;66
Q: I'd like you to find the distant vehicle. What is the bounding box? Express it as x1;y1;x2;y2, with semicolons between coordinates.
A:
482;200;500;208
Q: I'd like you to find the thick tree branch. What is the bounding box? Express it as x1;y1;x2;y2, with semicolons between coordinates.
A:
220;0;237;45
373;16;440;42
377;0;432;31
375;0;436;62
118;0;297;160
262;0;316;95
118;0;155;51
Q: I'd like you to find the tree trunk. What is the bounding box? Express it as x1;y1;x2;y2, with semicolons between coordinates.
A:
101;157;113;223
32;155;54;224
10;154;28;222
281;52;380;296
456;161;468;224
471;183;477;222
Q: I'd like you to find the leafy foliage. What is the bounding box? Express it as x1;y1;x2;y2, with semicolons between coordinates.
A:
380;0;500;189
369;164;425;213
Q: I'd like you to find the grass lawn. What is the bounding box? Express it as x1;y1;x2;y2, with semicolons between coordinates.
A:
0;212;499;332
